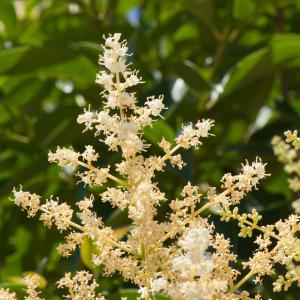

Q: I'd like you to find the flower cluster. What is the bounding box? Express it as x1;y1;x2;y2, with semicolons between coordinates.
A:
219;158;268;207
165;226;229;300
0;275;43;300
176;120;214;149
0;288;17;300
272;130;300;291
272;131;300;212
6;34;300;300
57;271;105;300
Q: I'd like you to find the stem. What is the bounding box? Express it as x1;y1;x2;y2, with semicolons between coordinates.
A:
69;288;75;299
161;144;181;162
189;189;229;220
241;219;280;241
39;207;137;256
146;277;156;300
196;13;223;43
210;39;227;80
152;184;279;251
229;271;255;293
116;72;125;122
151;190;230;249
78;161;128;187
141;244;156;300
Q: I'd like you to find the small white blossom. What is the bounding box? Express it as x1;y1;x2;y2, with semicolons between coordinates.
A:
95;71;114;89
179;227;210;253
24;274;44;300
0;288;17;300
292;199;300;214
138;286;149;299
119;92;136;108
195;119;214;137
12;187;40;217
125;71;142;87
95;111;117;135
82;145;99;162
145;95;165;116
40;198;73;231
176;119;214;149
150;277;168;293
77;107;95;131
48;147;80;170
57;271;105;300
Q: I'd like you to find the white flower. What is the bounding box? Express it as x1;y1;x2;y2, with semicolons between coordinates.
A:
195;119;214;137
242;157;269;184
57;271;105;300
292;199;300;214
125;71;142;87
40;198;73;231
100;36;128;74
104;33;122;49
176;119;214;149
77;107;95;131
173;226;215;281
252;159;267;179
150;277;168;293
0;288;17;300
118;122;139;139
95;111;117;135
138;286;149;299
145;95;165;116
48;147;80;170
119;92;136;108
12;187;40;217
95;71;114;89
82;145;99;162
179;227;210;253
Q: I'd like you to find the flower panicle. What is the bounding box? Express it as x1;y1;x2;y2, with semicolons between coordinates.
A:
10;33;298;300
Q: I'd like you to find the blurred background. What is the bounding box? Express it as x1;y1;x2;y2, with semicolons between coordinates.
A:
1;0;300;299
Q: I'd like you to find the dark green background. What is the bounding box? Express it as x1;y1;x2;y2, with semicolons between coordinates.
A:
1;0;300;298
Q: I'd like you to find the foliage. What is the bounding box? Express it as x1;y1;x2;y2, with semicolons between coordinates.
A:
1;0;300;299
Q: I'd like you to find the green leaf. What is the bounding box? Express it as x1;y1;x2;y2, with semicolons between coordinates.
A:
0;2;17;36
233;0;256;19
210;48;275;121
113;225;132;240
1;227;32;276
185;0;215;21
144;120;176;145
222;48;272;97
270;33;300;67
0;155;48;199
73;41;101;55
184;0;216;40
22;272;47;289
2;79;45;107
5;272;47;289
80;236;100;271
118;0;141;14
175;60;211;92
3;46;97;86
219;35;300;100
105;209;131;228
36;55;97;86
0;47;29;74
212;75;274;121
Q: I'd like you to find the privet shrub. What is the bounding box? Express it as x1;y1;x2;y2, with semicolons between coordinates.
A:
2;34;300;300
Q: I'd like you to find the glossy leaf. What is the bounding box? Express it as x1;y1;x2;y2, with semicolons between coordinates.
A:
233;0;256;19
175;60;211;92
